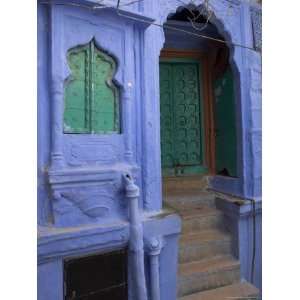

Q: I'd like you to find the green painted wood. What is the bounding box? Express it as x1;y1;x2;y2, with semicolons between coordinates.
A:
160;63;175;171
214;68;237;177
64;45;90;133
160;61;206;176
64;40;119;134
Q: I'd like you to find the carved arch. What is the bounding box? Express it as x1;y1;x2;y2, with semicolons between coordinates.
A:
156;0;245;186
158;0;243;65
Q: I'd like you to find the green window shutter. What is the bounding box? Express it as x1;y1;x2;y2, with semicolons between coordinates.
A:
64;46;90;133
64;40;119;134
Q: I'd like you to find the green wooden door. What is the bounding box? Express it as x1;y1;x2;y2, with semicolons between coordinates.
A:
213;68;237;177
160;60;207;176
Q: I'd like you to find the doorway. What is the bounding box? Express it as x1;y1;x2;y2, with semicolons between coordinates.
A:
159;57;207;177
159;6;238;180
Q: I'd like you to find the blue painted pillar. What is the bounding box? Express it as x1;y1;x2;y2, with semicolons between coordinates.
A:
124;173;148;300
38;260;63;300
146;237;165;300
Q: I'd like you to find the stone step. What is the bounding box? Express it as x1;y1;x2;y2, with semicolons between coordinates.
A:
164;190;216;209
179;229;232;263
163;176;210;193
177;255;240;297
180;206;224;233
179;282;260;300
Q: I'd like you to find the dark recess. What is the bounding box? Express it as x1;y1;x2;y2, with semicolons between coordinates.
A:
64;248;128;300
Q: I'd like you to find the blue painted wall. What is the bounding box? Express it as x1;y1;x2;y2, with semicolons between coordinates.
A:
162;9;262;294
163;20;220;51
37;0;261;299
216;197;262;296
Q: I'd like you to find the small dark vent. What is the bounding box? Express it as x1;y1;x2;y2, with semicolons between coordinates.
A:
64;249;128;300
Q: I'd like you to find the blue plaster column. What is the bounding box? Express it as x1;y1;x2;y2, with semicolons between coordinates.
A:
123;88;134;163
146;237;165;300
49;4;65;169
38;260;63;300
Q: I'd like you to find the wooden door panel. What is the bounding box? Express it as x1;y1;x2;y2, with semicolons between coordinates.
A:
173;63;202;167
160;61;206;176
214;68;237;177
160;64;175;170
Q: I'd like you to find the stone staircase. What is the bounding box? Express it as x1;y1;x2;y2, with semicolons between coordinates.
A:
163;176;260;300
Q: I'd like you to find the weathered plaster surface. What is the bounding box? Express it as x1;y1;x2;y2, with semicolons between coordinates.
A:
38;212;181;300
216;196;262;296
38;0;261;298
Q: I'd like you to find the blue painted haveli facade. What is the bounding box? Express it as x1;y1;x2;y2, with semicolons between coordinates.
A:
37;0;262;299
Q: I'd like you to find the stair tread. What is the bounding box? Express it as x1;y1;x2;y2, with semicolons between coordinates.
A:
179;255;239;277
164;175;208;180
180;229;231;244
179;206;222;219
165;189;214;198
164;191;215;209
163;175;209;185
166;202;215;213
165;203;215;211
179;282;259;300
171;203;222;219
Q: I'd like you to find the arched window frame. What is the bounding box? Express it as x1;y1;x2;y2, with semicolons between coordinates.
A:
64;39;120;134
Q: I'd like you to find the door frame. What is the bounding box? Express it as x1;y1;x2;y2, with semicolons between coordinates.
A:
160;48;216;174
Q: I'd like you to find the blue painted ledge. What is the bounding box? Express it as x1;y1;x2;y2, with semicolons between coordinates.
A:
38;210;181;264
38;210;181;300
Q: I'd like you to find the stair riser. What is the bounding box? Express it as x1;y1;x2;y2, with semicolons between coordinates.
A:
179;282;260;300
165;197;216;209
182;214;224;233
179;240;232;263
163;178;209;192
230;297;260;300
178;266;240;297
